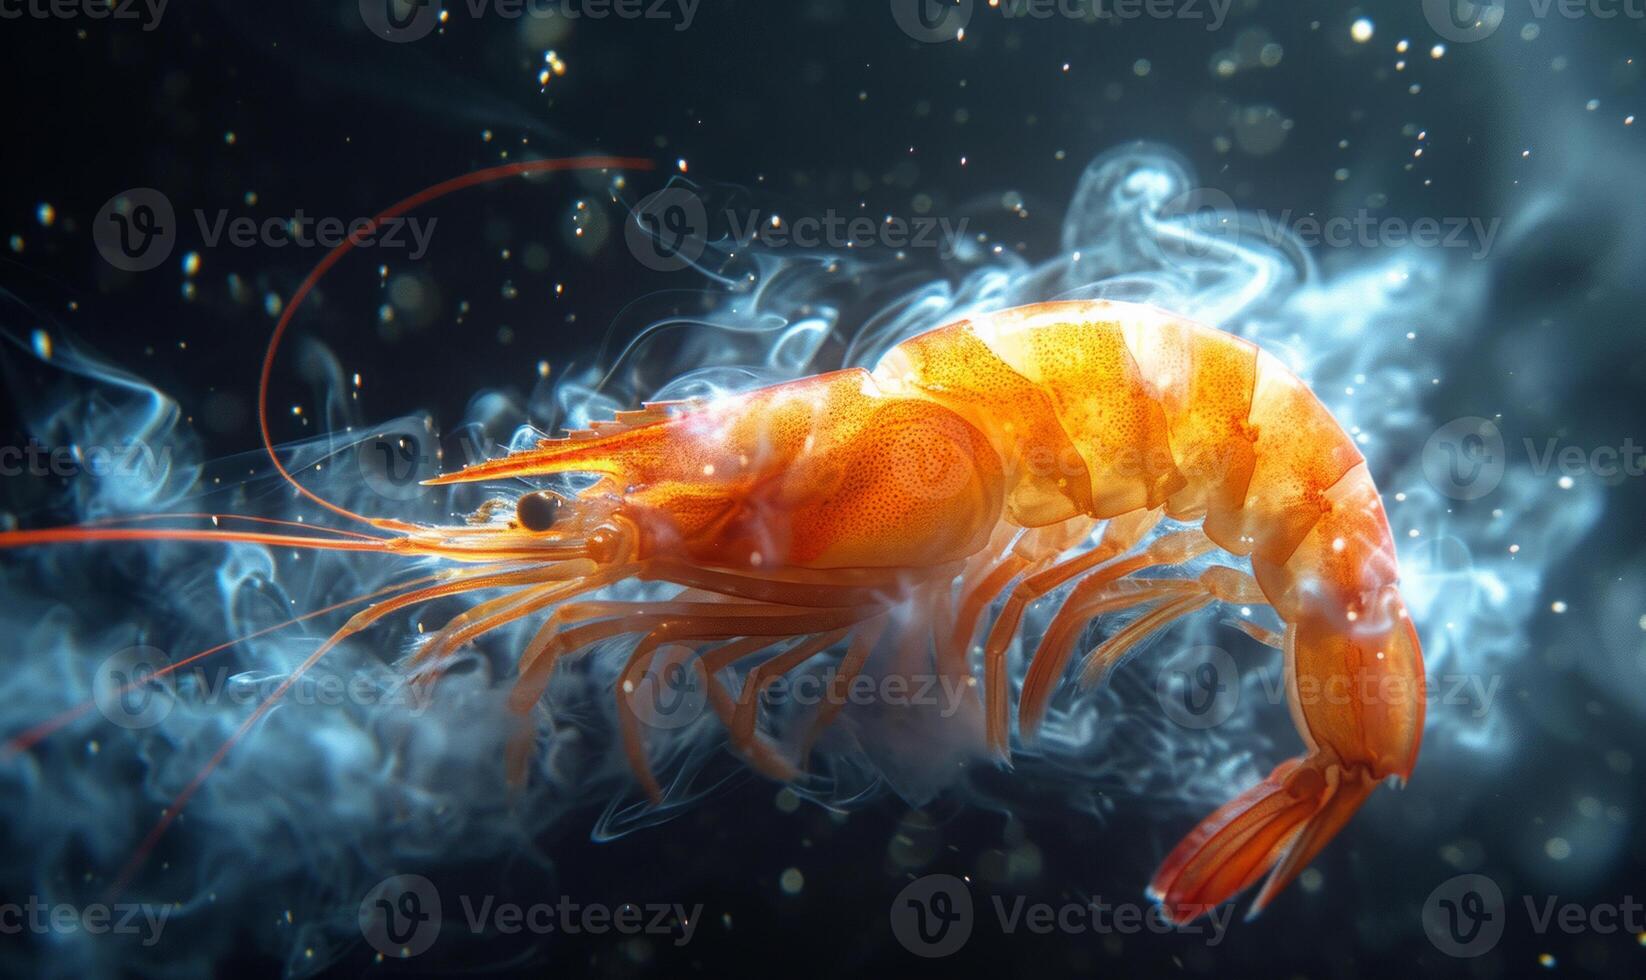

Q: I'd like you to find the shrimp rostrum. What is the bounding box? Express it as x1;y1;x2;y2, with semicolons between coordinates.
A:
3;298;1424;924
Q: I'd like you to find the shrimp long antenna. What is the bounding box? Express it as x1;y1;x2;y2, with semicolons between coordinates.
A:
0;573;439;758
257;155;657;529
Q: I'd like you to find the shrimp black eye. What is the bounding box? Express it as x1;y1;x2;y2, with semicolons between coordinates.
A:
516;492;562;532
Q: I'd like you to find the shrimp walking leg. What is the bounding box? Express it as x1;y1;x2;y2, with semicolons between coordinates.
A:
979;510;1163;757
696;635;812;780
729;630;852;747
799;615;890;765
1014;530;1215;730
1018;578;1202;738
1075;593;1219;688
1018;562;1276;737
947;519;1094;678
506;605;875;782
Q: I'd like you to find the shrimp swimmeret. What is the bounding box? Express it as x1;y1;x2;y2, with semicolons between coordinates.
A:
0;159;1423;925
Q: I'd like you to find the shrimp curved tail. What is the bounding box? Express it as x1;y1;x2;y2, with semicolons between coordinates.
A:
1148;757;1375;924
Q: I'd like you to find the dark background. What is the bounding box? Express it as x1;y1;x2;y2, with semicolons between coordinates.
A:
3;1;1646;977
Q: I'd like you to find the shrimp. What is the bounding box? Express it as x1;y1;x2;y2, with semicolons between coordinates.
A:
412;299;1425;923
0;160;1422;926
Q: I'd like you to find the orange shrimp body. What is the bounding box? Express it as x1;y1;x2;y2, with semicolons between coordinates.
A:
0;293;1422;923
420;298;1425;924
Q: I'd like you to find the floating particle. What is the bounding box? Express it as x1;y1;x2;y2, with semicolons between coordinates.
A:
36;203;55;227
31;329;52;360
1551;601;1568;614
1351;18;1374;43
1586;99;1600;111
1132;58;1150;77
779;868;804;895
1431;44;1446;59
1538;953;1557;968
182;251;201;276
1558;475;1574;489
7;235;21;254
1545;837;1571;860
